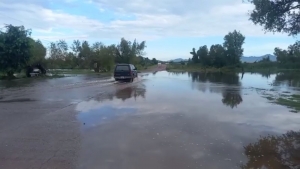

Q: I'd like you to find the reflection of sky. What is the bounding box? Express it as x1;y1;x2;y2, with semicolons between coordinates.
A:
240;73;276;89
77;104;137;129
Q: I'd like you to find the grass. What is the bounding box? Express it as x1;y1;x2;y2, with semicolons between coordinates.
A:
270;94;300;113
261;91;300;113
275;97;300;112
264;96;276;101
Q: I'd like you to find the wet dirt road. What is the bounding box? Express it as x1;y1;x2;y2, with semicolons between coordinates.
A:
1;68;300;169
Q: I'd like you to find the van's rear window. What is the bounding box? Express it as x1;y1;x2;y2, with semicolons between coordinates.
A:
115;65;130;71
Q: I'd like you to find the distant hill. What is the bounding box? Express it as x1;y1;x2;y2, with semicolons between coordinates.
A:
169;58;188;63
241;54;276;63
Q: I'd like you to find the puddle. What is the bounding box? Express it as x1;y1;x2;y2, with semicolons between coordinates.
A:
77;104;137;129
77;71;300;169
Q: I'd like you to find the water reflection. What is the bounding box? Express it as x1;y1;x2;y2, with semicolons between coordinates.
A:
188;72;240;85
274;71;300;88
186;72;243;108
241;130;300;169
222;89;243;108
115;85;146;101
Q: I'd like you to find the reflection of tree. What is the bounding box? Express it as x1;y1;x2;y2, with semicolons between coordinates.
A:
241;131;300;169
249;72;271;79
93;93;114;102
222;89;243;108
189;72;240;85
115;85;146;101
274;72;300;88
188;72;243;108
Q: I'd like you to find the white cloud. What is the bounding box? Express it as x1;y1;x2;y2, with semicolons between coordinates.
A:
0;0;294;59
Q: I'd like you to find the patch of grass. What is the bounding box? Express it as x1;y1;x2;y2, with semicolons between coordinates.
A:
280;93;290;97
275;97;300;112
291;94;300;100
265;96;276;101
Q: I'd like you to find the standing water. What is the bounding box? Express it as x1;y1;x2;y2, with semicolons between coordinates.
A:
76;71;300;169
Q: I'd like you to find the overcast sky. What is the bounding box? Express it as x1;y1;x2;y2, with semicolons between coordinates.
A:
0;0;298;61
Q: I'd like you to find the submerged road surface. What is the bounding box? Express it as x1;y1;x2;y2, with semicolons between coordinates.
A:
1;67;300;169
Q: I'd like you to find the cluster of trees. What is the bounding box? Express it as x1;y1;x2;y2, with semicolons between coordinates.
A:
47;38;157;71
0;24;158;77
189;30;245;68
248;0;300;68
274;41;300;68
188;0;300;69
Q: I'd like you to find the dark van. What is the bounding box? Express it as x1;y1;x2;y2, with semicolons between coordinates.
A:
114;64;138;82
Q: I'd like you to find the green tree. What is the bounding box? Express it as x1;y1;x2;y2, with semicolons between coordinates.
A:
0;25;32;77
274;41;300;68
71;40;81;57
91;42;115;72
152;58;158;64
198;45;210;66
209;44;226;68
49;40;68;60
28;39;46;66
115;38;146;64
248;0;300;36
223;30;245;65
190;48;199;63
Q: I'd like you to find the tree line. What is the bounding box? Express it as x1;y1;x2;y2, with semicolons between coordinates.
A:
189;30;245;68
188;0;300;69
0;25;158;77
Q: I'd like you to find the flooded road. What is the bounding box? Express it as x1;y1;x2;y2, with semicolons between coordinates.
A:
1;70;300;169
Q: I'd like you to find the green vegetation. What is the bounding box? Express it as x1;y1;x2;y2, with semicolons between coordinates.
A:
169;1;300;72
245;0;300;70
263;92;300;113
276;96;300;112
0;25;158;79
0;25;32;78
189;30;245;68
248;0;300;36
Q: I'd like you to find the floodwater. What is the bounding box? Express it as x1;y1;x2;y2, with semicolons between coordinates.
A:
76;71;300;169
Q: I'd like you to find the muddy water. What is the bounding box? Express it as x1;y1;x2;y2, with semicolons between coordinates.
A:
76;71;300;169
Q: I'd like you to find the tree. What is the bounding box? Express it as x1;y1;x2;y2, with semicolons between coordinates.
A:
274;41;300;68
71;40;81;57
28;39;46;66
209;44;226;68
223;30;245;65
0;25;31;77
91;43;115;72
152;58;158;65
198;45;210;66
248;0;300;36
115;38;146;64
190;48;199;63
49;40;68;60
